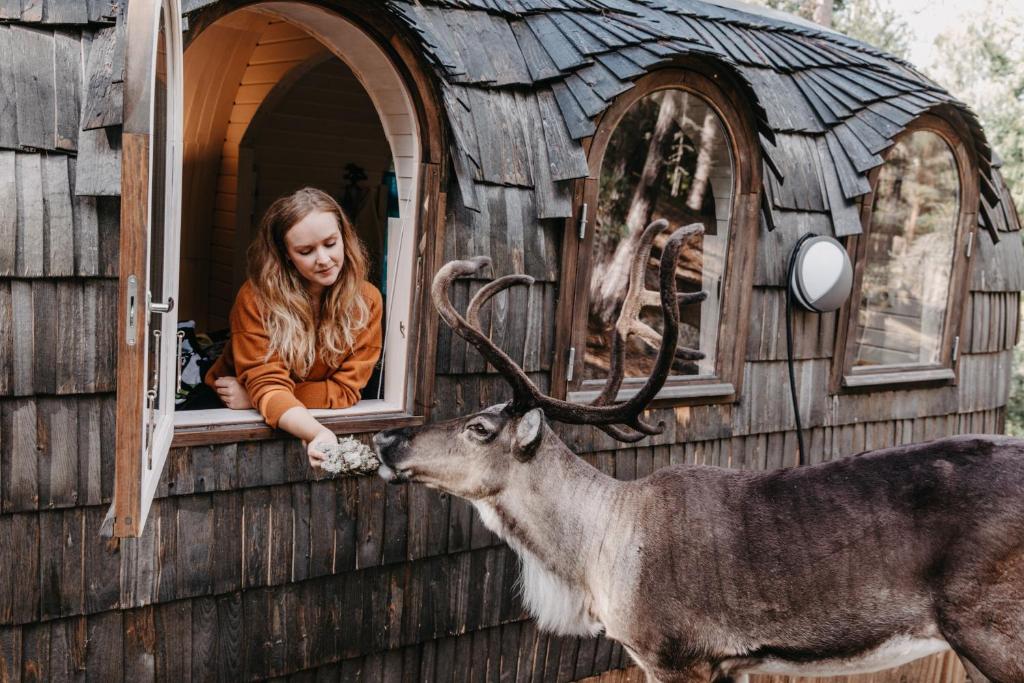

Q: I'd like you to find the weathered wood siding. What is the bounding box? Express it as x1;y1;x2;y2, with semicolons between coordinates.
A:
0;1;1022;682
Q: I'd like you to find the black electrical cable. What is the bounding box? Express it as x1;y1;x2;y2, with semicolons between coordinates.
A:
786;234;816;468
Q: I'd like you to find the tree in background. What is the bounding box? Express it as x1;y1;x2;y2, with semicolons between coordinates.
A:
751;0;909;58
926;4;1024;208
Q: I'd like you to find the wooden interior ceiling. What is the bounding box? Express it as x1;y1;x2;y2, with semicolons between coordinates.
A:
180;9;329;329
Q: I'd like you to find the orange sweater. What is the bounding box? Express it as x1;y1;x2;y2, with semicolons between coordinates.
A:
205;280;383;428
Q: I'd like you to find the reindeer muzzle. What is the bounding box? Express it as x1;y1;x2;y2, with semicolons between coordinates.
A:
372;428;413;483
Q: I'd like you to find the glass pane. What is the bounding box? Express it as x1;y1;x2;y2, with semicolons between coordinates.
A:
146;9;171;454
585;89;733;381
853;130;959;369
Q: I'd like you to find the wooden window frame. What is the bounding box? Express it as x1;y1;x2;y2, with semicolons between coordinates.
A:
830;112;978;393
552;66;762;405
114;0;185;537
165;3;448;448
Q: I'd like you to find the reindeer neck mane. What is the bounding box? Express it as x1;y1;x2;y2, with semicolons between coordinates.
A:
473;499;603;637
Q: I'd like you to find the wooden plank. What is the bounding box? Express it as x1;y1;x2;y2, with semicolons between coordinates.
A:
53;31;81;151
42;154;75;275
356;476;385;569
94;197;119;273
74;128;120;197
15;153;45;277
816;136;864;236
177;493;215;598
37;398;78;508
83;506;120;613
48;616;87;682
0;627;21;683
85;612;123;682
211;592;242;681
0;284;10;396
0;26;20;149
383;476;408;565
307;481;335;578
9;513;39;623
324;478;358;576
20;622;49;682
1;399;38;512
122;607;156;683
70;164;99;275
269;485;293;585
76;398;102;506
243;487;272;588
55;281;83;394
12;26;55;150
154;601;192;681
80;26;122;131
30;280;56;394
0;152;16;275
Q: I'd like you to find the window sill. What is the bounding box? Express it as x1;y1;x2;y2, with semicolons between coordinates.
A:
171;400;423;446
568;381;735;405
842;367;955;389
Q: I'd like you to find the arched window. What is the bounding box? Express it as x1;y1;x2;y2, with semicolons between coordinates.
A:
557;69;760;403
113;1;442;536
836;114;976;388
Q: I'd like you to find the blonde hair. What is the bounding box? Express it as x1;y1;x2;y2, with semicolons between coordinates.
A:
247;187;371;376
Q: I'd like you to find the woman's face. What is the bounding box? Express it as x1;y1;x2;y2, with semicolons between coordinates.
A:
283;210;346;295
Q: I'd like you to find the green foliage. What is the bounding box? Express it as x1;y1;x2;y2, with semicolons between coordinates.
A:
927;5;1024;208
750;0;910;59
1006;345;1024;437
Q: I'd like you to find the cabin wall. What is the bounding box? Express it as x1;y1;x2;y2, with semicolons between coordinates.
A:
1;3;1023;683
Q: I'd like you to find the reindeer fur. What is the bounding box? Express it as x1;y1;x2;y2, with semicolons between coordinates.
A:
375;410;1024;683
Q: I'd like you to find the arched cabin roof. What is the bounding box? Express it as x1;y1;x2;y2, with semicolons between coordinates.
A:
378;0;1020;243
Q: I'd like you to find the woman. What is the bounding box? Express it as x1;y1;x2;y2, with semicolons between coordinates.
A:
205;187;383;468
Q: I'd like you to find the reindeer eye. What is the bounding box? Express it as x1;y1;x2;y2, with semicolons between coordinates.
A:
467;423;490;437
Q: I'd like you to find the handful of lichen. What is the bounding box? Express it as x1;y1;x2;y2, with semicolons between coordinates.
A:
317;436;380;475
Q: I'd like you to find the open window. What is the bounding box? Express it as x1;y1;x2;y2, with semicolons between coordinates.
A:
114;2;435;536
558;69;760;404
170;5;424;443
833;114;976;389
113;0;184;537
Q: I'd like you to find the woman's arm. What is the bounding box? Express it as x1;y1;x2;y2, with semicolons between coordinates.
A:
277;406;336;468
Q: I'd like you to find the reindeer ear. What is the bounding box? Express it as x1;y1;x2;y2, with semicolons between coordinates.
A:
513;408;544;461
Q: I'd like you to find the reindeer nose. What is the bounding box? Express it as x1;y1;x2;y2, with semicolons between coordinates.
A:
373;427;411;464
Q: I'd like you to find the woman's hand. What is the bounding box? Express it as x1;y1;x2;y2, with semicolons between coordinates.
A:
214;376;252;410
307;428;337;469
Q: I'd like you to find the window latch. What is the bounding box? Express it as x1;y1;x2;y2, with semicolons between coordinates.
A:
952;335;960;363
566;346;576;382
578;203;588;240
965;231;974;259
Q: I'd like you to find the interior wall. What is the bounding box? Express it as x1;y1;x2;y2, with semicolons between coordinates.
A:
181;11;329;331
180;9;270;330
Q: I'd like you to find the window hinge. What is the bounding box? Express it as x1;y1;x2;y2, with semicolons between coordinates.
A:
578;203;588;240
952;335;960;363
566;346;576;382
965;231;974;259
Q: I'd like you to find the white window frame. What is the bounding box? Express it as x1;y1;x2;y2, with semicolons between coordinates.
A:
171;3;423;433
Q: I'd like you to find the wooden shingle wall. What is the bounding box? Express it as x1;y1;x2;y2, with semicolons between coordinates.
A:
0;2;1022;682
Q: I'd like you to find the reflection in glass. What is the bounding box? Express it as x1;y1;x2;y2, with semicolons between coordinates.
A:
853;130;959;369
585;89;733;382
147;10;171;453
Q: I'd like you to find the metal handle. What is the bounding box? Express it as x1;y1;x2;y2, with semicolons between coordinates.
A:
145;389;157;470
176;331;186;392
150;296;175;314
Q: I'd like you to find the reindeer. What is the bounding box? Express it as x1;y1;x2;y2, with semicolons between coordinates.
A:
373;220;1024;683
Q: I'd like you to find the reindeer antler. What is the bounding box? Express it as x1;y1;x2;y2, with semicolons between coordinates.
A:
432;221;706;443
